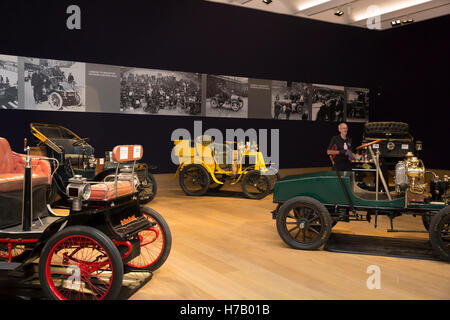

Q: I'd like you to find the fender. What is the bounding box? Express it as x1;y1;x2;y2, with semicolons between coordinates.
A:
176;161;224;185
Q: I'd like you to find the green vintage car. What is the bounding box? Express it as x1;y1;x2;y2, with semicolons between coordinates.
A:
271;140;450;261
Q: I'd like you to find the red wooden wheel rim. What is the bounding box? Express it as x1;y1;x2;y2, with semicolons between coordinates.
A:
126;212;164;269
45;235;114;300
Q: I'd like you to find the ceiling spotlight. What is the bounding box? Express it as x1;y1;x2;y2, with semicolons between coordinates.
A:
334;10;344;16
262;0;272;4
391;18;414;27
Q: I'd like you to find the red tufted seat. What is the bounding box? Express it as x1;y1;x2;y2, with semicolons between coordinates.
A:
0;137;51;192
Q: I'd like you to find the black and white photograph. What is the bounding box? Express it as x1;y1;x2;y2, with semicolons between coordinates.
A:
24;58;86;111
120;68;201;116
311;84;345;122
0;54;18;110
271;80;311;120
345;87;369;122
206;75;248;118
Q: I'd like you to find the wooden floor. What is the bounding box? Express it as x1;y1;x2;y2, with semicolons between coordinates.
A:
128;168;449;300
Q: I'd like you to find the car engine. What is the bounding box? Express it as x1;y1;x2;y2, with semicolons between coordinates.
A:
395;152;448;203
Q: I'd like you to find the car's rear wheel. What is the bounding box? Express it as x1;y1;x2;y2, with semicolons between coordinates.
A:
276;196;332;250
429;207;450;261
241;170;270;199
138;172;157;204
179;164;210;196
422;214;431;231
126;207;172;271
209;175;226;192
74;92;82;106
265;168;280;193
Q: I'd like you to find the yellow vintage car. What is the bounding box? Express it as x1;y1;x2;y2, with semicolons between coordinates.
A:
173;135;279;199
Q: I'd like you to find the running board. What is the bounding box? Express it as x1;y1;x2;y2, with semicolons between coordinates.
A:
0;261;22;271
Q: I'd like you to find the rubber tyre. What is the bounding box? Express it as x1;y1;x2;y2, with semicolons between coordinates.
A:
422;214;431;231
39;225;124;300
74;92;81;106
209;175;226;192
179;164;210;196
138;172;157;204
276;196;332;250
231;100;240;111
48;92;63;110
241;170;271;199
267;170;281;193
209;182;225;192
126;207;172;271
429;207;450;261
210;98;218;108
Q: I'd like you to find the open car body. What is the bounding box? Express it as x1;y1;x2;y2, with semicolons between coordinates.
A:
0;140;160;300
173;135;278;199
273;170;444;211
30;123;157;204
271;139;449;261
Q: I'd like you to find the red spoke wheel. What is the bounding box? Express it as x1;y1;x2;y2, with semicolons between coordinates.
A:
126;207;172;271
39;226;123;300
0;244;26;261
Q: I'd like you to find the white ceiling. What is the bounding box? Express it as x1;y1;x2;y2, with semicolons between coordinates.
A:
206;0;450;29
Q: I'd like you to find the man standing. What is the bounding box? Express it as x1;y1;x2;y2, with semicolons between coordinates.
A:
327;122;354;171
67;72;75;88
31;69;43;103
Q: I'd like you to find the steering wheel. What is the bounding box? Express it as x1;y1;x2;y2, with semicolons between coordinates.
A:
356;138;383;151
73;137;90;147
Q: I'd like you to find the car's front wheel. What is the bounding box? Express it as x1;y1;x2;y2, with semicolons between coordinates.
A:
276;196;332;250
39;226;123;300
179;164;210;196
48;92;63;110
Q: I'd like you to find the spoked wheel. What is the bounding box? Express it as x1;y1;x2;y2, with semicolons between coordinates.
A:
241;170;270;199
429;207;450;261
265;168;280;193
0;244;26;262
210;98;218;108
422;214;431;231
137;172;158;204
126;207;172;271
74;92;82;106
209;175;226;192
231;100;240;111
48;92;63;110
39;226;123;300
179;164;210;196
276;196;332;250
